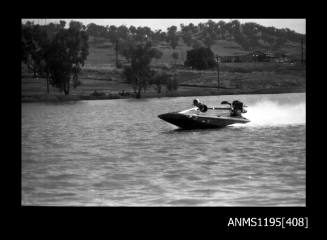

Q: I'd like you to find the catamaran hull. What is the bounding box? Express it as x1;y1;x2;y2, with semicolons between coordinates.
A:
158;112;249;129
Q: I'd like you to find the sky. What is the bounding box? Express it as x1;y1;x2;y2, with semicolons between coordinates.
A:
22;18;306;34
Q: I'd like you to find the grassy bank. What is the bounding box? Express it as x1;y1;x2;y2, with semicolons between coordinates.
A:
22;47;306;103
22;84;305;103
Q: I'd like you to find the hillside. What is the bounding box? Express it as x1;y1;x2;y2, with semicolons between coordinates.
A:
84;21;306;68
85;38;304;69
21;20;306;102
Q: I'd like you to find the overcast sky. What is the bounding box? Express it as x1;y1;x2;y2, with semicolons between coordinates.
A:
22;18;306;34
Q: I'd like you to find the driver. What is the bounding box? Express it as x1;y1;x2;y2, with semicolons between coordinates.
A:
193;98;201;107
193;99;207;112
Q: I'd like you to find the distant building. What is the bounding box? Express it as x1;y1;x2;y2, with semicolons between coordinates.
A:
251;51;269;62
220;51;268;63
274;54;292;63
219;50;293;63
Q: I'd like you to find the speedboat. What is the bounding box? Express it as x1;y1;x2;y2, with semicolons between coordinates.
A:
158;99;250;129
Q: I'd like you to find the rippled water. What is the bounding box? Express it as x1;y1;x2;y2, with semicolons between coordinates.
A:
22;93;306;206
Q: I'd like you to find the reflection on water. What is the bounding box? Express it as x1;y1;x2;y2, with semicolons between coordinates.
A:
22;93;305;206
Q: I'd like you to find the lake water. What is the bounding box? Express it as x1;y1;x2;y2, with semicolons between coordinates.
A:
22;93;306;206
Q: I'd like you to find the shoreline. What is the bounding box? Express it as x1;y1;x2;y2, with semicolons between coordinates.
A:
22;87;305;103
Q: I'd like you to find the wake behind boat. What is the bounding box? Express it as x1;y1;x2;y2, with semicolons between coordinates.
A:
158;99;250;129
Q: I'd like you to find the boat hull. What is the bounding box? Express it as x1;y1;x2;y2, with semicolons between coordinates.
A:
158;112;249;129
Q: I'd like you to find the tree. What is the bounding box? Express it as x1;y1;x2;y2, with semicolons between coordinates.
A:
68;21;89;89
230;20;241;35
107;25;119;66
150;70;169;94
119;39;135;63
44;21;89;95
198;20;218;48
86;23;97;36
59;20;66;29
46;22;62;40
201;31;215;48
134;26;153;42
166;26;179;49
180;24;193;46
121;42;161;98
86;23;107;42
129;26;137;36
184;47;216;70
192;39;203;49
119;39;163;64
107;24;145;67
152;48;163;63
22;20;89;97
172;51;179;64
217;20;226;39
22;23;51;92
152;29;165;43
181;30;193;46
159;31;167;42
198;22;205;31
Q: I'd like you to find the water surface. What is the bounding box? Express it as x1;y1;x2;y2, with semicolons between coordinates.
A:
22;93;306;206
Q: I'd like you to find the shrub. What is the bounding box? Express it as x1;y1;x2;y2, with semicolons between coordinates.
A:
184;47;216;70
150;70;170;93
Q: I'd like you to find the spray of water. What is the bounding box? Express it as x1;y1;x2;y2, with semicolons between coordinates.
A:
241;100;306;127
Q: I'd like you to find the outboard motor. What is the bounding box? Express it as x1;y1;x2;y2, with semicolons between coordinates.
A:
231;100;247;117
193;99;208;112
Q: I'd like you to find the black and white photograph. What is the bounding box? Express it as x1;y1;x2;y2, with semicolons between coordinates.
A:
21;18;306;207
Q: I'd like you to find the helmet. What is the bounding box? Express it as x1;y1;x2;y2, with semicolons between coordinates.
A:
193;98;200;106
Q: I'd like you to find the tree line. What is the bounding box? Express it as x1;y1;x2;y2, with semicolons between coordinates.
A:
83;20;305;73
22;20;179;98
85;20;304;51
22;19;304;98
